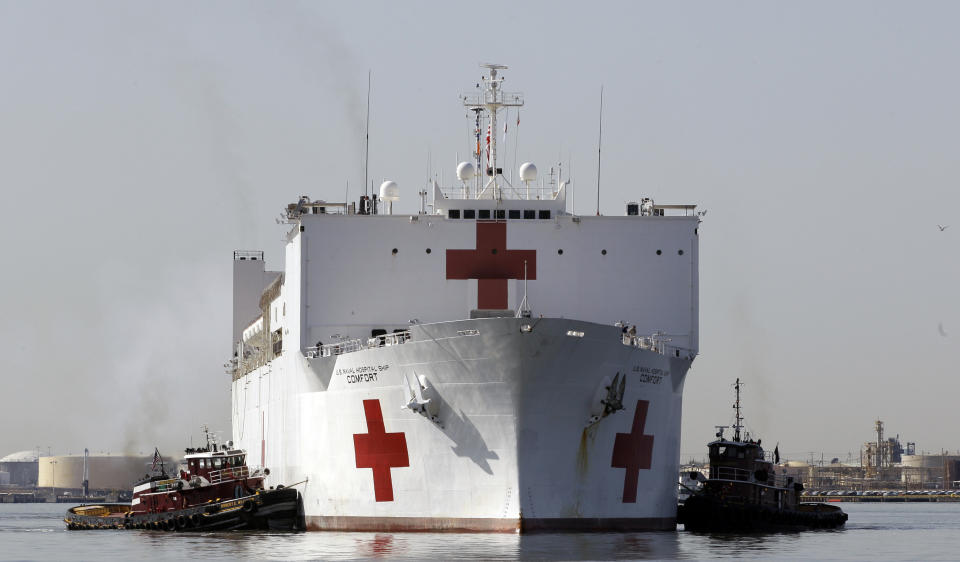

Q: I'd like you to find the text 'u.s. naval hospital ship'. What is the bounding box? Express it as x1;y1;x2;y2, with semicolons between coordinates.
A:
229;64;700;532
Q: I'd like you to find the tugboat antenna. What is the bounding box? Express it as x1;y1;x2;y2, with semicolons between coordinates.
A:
733;378;743;442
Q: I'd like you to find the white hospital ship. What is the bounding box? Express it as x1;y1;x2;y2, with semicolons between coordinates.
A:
230;64;700;531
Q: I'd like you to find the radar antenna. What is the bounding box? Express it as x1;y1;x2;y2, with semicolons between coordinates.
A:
732;378;744;442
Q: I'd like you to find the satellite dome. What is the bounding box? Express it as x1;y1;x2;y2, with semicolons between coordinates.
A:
379;181;400;202
519;162;537;182
456;162;475;181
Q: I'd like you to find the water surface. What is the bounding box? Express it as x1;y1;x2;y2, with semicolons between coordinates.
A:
2;503;959;560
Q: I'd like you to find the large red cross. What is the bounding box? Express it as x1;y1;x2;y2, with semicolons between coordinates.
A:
446;222;537;310
611;400;655;503
354;399;409;502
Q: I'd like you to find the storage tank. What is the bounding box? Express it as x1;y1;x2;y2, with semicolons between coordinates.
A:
901;454;960;469
37;453;174;490
0;450;39;487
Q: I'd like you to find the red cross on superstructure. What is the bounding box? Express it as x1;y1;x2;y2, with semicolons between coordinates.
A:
446;221;537;310
611;400;655;503
354;399;409;502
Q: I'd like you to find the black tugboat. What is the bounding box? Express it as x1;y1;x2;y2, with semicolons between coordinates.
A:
65;429;302;532
677;379;847;532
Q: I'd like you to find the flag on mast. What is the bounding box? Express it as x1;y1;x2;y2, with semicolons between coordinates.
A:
151;448;162;471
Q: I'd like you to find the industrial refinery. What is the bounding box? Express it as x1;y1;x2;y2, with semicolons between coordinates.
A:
682;419;960;495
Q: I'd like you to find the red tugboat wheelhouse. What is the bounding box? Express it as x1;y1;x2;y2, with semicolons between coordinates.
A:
65;429;302;531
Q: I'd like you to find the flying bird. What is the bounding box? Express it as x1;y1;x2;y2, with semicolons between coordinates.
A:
939;323;948;337
938;224;949;231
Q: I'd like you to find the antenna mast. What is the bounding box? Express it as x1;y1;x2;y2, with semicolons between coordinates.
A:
364;70;371;198
596;85;603;216
462;63;523;200
733;378;743;442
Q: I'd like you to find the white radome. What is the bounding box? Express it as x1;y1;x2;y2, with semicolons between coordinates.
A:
456;161;475;181
379;181;400;202
519;162;537;182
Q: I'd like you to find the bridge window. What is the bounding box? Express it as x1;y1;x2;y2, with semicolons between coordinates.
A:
495;209;505;219
538;210;551;219
524;210;536;219
478;209;491;220
448;209;461;219
464;209;476;219
508;210;521;219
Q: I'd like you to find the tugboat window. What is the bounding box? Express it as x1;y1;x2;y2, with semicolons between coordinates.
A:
524;210;536;219
495;209;506;219
448;209;460;219
478;209;491;219
538;210;551;219
464;209;476;219
508;210;521;219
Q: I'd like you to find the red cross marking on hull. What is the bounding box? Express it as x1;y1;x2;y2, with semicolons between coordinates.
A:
611;400;655;503
354;399;409;502
446;221;537;310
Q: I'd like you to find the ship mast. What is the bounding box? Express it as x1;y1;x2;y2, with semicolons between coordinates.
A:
733;378;743;442
462;63;524;200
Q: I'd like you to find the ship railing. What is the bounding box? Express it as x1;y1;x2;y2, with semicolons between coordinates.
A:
623;334;668;353
710;466;754;483
711;466;792;488
208;466;249;485
436;184;561;202
305;330;412;358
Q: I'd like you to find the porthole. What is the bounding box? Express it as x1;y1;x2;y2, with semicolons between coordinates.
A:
558;249;564;255
678;249;684;255
601;249;607;255
392;248;398;255
426;248;432;254
491;248;498;255
656;250;662;255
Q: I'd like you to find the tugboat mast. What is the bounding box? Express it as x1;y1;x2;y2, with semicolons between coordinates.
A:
733;378;743;442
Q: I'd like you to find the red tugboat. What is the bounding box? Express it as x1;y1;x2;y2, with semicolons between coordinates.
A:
65;430;302;531
677;379;847;532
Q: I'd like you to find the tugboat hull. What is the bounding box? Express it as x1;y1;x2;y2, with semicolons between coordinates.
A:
65;487;302;532
678;494;847;532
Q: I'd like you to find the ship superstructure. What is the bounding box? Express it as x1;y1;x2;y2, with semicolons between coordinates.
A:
230;64;700;531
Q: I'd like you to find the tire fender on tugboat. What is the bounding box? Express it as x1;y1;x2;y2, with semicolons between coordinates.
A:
242;499;257;513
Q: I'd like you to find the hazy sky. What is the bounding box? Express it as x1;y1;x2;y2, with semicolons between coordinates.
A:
0;1;956;464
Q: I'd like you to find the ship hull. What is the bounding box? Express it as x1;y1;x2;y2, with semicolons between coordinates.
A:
232;317;691;532
678;494;848;532
65;488;302;531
